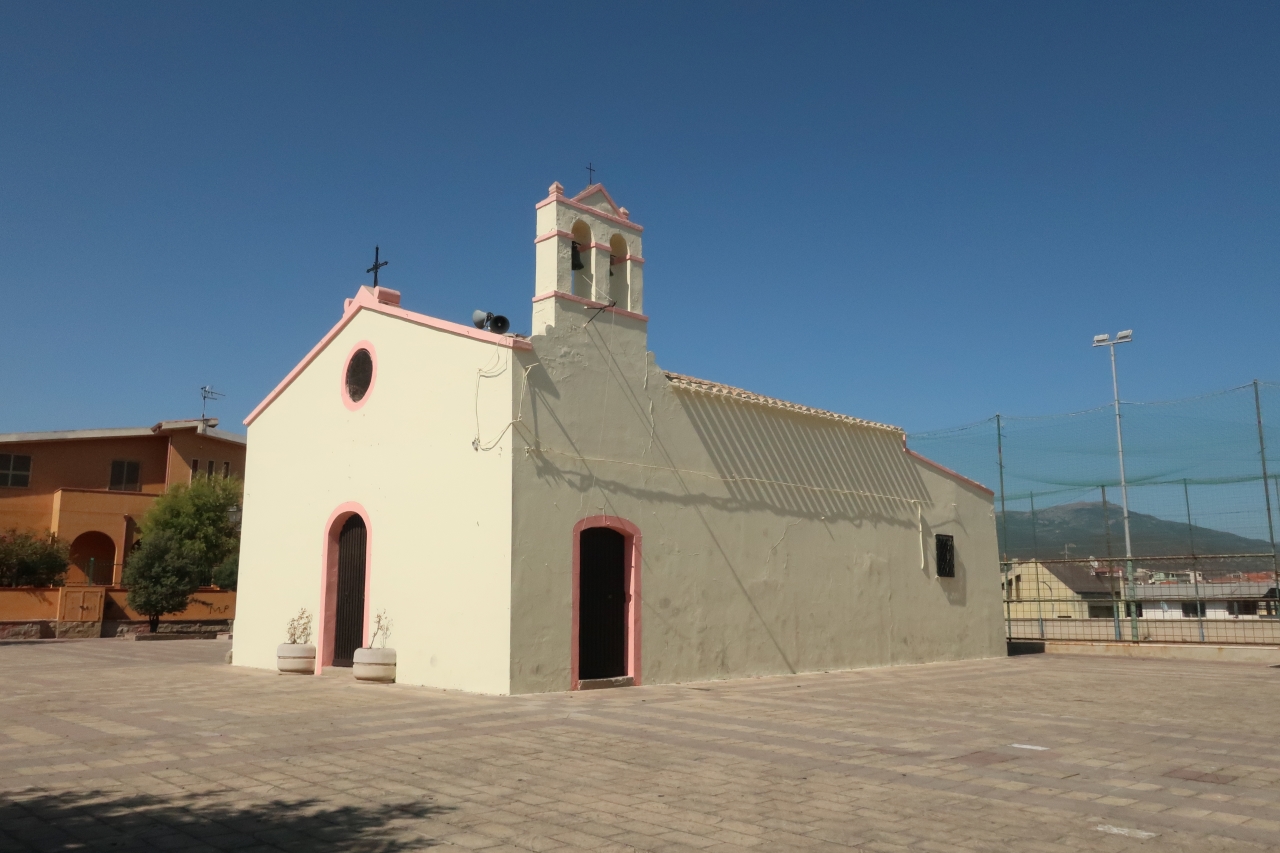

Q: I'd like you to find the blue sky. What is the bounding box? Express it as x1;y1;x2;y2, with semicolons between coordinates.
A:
2;1;1277;437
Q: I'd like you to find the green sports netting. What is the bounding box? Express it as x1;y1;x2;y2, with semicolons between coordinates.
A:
908;382;1280;552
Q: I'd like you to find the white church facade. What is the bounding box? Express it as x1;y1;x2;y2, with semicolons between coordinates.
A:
232;182;1004;694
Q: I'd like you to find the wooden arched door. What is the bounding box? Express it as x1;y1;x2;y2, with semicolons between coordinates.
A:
332;515;367;666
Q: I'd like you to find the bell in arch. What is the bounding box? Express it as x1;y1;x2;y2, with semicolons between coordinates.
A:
571;242;585;271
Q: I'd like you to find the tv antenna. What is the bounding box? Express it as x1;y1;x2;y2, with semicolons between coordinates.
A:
200;385;224;422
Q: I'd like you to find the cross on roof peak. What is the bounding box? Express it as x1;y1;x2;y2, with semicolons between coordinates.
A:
367;245;388;287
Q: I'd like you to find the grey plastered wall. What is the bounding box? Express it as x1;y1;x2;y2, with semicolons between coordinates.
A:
509;297;1004;694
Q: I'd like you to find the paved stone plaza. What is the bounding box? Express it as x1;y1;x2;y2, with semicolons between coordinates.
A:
0;641;1277;852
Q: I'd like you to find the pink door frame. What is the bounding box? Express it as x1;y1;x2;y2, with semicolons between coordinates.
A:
316;502;373;675
570;515;642;690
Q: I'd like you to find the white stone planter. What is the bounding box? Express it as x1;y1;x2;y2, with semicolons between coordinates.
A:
276;643;316;674
352;647;396;683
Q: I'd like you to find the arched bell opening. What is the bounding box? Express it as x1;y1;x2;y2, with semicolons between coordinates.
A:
608;234;630;310
69;531;115;585
570;220;593;299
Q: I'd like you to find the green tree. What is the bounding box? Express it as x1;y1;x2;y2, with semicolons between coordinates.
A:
123;529;200;632
0;529;69;587
124;476;243;630
140;476;242;585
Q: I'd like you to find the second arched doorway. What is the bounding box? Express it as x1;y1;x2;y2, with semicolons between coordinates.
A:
572;516;642;689
579;527;626;680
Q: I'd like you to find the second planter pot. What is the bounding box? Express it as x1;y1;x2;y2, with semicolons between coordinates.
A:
352;647;397;683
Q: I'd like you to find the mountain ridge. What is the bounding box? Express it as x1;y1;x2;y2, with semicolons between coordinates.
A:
996;502;1275;569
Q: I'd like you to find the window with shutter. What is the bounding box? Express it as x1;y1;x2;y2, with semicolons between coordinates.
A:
0;454;32;488
109;460;141;491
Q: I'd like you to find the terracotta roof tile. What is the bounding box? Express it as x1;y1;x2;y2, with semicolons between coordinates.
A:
663;372;902;434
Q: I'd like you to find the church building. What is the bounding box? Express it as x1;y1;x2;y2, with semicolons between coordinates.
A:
232;182;1003;694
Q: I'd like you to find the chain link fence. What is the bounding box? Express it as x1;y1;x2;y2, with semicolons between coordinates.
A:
909;381;1280;645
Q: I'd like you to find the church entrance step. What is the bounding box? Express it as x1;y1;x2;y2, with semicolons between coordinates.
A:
578;676;634;690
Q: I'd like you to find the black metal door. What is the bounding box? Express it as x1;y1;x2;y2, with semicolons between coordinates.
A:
579;527;626;680
333;515;366;666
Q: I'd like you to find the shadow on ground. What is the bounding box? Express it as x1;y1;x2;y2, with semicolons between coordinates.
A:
0;787;453;852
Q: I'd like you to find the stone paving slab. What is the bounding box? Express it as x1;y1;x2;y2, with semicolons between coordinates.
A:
0;641;1277;851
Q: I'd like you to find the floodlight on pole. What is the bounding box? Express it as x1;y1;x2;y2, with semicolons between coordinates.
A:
1093;329;1137;641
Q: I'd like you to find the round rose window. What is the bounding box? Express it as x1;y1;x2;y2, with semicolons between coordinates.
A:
345;348;373;402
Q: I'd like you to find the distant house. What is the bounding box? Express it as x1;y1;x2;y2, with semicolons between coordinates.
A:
1132;582;1278;619
1003;559;1279;620
0;419;246;585
1002;560;1120;620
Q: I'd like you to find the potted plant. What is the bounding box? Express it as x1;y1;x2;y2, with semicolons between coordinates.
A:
276;608;315;674
353;610;395;683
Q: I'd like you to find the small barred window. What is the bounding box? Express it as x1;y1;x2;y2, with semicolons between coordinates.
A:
935;534;955;578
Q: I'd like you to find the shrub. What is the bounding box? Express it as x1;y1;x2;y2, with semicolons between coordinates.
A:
0;529;69;587
212;552;238;591
123;529;200;632
285;608;312;644
370;609;392;649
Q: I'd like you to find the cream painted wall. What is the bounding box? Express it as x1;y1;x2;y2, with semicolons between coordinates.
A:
509;297;1004;694
233;308;515;694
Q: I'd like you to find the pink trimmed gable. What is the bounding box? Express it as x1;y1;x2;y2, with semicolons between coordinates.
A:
536;182;644;233
244;287;530;427
572;183;623;217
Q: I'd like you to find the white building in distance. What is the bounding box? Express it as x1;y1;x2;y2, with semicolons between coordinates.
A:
233;182;1004;694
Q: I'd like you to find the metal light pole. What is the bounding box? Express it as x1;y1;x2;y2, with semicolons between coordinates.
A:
1093;330;1138;641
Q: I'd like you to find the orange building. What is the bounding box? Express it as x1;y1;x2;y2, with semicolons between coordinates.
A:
0;419;246;585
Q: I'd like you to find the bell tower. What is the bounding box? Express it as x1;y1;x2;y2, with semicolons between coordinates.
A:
532;181;645;332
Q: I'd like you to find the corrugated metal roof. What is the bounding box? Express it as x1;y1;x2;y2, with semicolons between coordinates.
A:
663;372;902;434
